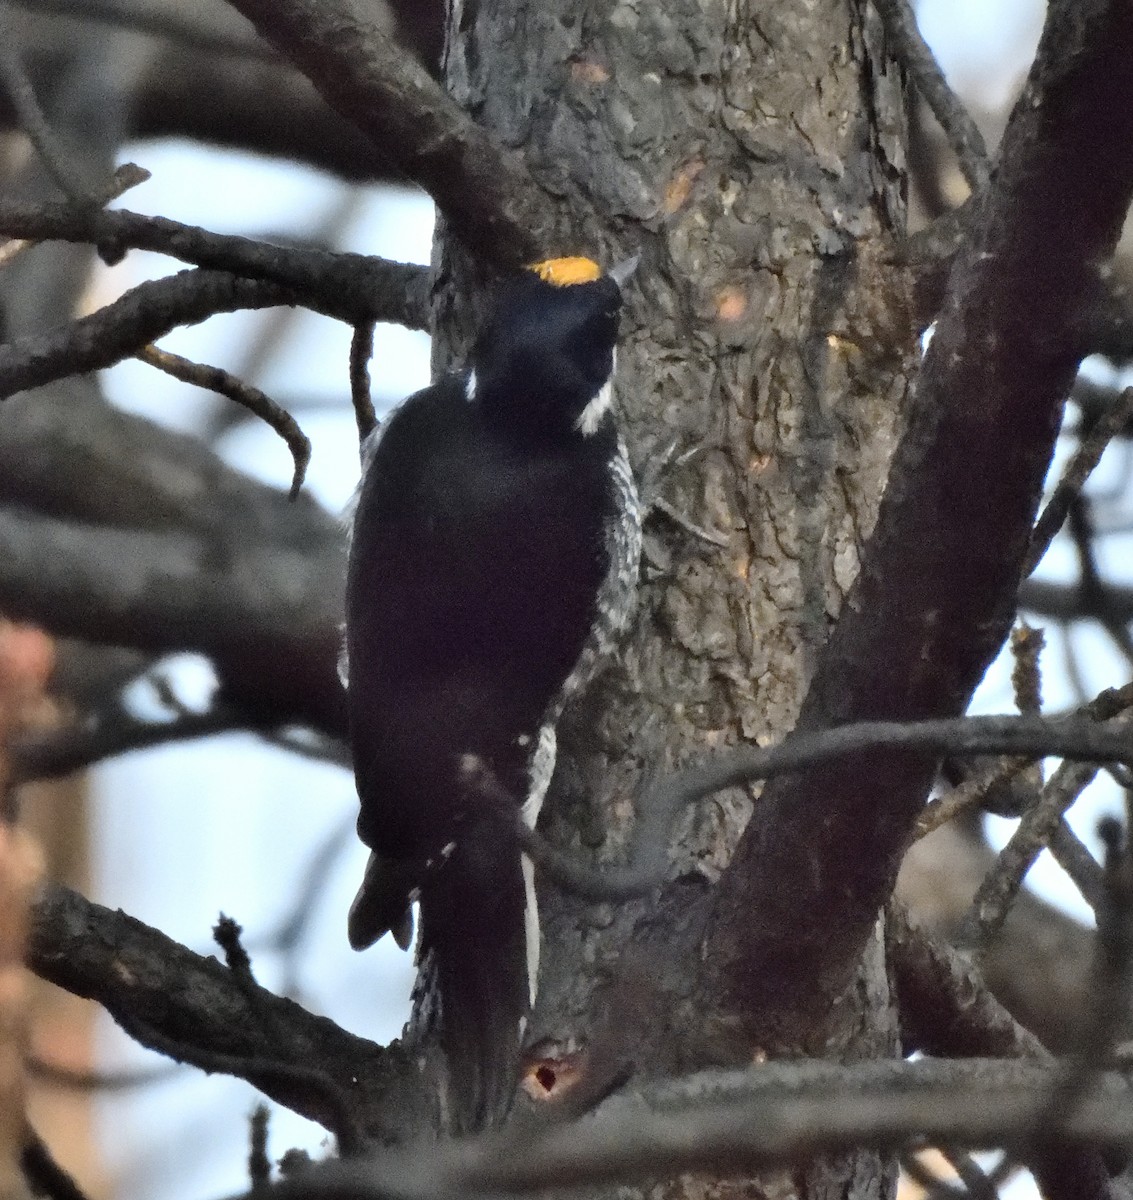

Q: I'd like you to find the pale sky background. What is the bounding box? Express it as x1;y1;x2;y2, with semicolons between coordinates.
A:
80;3;1126;1197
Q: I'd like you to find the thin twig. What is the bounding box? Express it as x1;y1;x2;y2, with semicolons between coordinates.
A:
249;1105;271;1189
0;162;149;269
954;685;1133;947
510;709;1133;906
899;1150;964;1200
644;710;1133;884
0;12;93;202
871;0;990;192
1048;819;1106;915
6;0;279;61
1069;497;1133;672
210;917;366;1157
649;496;730;548
958;757;1102;952
136;344;311;498
1025;387;1133;577
349;322;378;442
256;819;354;995
222;0;553;264
9;698;254;784
517;821;659;902
915;759;1029;840
985;817;1133;1192
461;759;660;901
215;1059;1133;1200
0;264;430;404
26;1055;180;1092
939;1146;998;1200
1071;817;1133;1065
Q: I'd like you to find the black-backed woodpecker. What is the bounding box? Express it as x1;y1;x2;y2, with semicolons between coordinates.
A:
341;256;641;1131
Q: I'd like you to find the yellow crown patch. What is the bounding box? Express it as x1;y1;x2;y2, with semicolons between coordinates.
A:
526;256;602;286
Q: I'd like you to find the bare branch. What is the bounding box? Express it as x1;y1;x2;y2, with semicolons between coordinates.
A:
515;709;1133;908
0;198;430;330
9;0;275;60
871;0;990;192
1025;386;1133;576
0;163;149;269
20;1129;91;1200
131;45;383;183
1020;578;1133;624
0;9;93;202
914;759;1031;840
0;385;348;733
8;698;252;784
888;902;1047;1062
0;264;422;404
220;1059;1133;1200
25;882;429;1143
0;384;332;540
349;322;378;443
1049;820;1106;915
220;0;556;264
0;271;288;400
0;506;345;734
135;344;311;499
27;1056;178;1093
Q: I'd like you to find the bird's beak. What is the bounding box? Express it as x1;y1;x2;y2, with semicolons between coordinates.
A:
608;253;640;289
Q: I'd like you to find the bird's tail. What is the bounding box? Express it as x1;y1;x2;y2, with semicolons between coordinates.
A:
417;814;531;1133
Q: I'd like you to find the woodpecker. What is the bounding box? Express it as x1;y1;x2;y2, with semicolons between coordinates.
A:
341;256;641;1131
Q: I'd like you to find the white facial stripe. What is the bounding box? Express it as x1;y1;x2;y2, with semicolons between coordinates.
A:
576;378;613;436
575;348;616;436
465;368;477;401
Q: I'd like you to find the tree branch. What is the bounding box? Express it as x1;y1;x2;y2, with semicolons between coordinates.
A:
218;1058;1133;1200
0;198;430;331
0;384;331;541
888;903;1048;1062
25;882;429;1143
0;506;345;734
0;384;349;733
0;261;428;404
9;698;252;784
1020;578;1133;624
708;0;1133;1045
134;344;311;499
220;0;558;265
871;0;989;192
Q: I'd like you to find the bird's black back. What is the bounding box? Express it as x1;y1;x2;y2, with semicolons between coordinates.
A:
344;261;633;1131
346;375;617;860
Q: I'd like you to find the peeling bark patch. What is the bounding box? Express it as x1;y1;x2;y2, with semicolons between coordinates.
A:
663;157;706;213
715;285;748;322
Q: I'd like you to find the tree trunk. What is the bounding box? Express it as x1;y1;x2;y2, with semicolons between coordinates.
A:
433;2;914;1195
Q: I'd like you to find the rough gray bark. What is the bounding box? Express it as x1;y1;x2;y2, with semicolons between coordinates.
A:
432;2;910;1195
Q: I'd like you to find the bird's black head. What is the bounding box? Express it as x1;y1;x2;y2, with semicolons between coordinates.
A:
471;257;630;440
